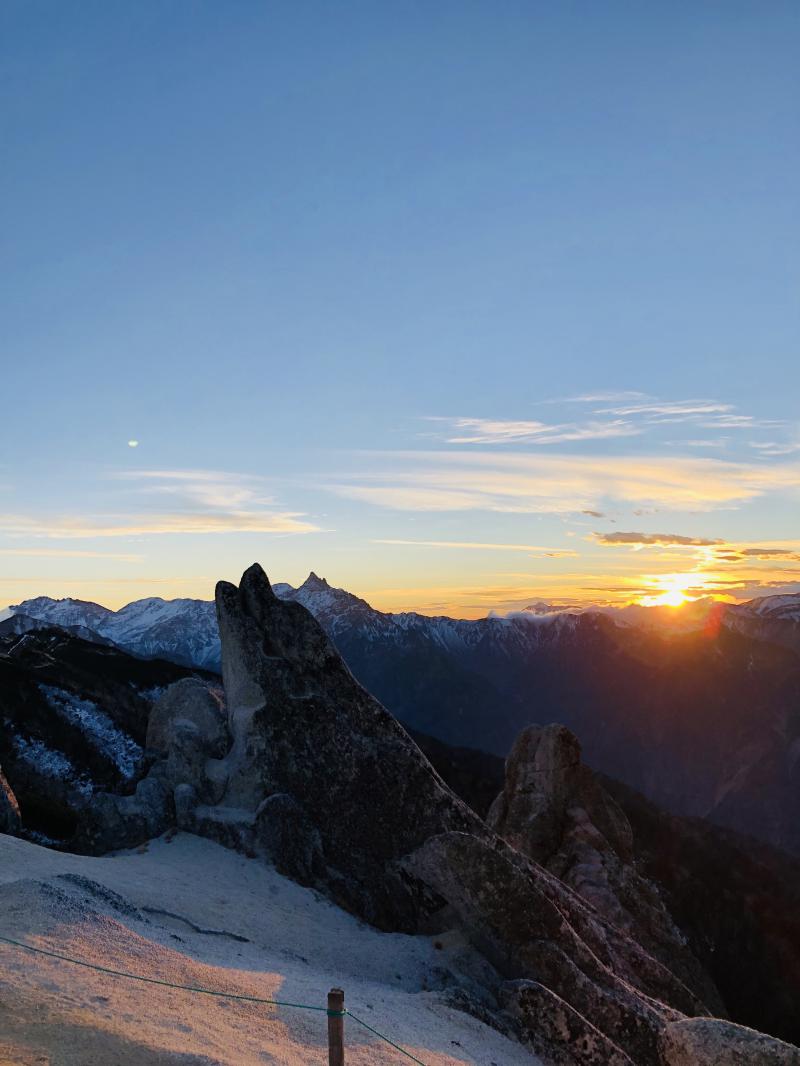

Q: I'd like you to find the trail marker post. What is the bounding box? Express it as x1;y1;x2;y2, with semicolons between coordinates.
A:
327;987;345;1065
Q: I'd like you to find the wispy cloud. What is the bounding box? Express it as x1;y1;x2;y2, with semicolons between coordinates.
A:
424;396;790;473
749;440;800;456
116;469;276;510
0;468;323;541
709;544;800;563
0;512;319;539
434;417;639;446
593;399;734;420
332;452;800;515
667;439;727;449
566;392;784;434
738;547;800;558
697;414;759;429
374;539;579;557
564;391;648;404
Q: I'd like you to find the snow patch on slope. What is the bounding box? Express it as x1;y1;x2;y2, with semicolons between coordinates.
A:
10;735;93;798
38;685;142;779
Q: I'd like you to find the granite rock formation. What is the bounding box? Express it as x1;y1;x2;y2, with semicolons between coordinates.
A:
80;677;229;852
658;1018;800;1065
212;562;479;925
198;563;725;1064
487;723;723;1013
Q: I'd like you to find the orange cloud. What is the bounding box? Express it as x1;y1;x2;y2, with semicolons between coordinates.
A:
593;532;723;547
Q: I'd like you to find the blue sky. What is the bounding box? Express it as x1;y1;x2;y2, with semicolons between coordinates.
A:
2;1;799;613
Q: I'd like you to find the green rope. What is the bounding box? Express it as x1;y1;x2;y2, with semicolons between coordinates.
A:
348;1010;430;1065
0;933;327;1012
0;933;431;1063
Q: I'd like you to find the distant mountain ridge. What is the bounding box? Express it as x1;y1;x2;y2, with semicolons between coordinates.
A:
8;576;800;672
7;576;800;854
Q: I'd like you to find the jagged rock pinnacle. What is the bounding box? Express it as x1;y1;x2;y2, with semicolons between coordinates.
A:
301;571;330;591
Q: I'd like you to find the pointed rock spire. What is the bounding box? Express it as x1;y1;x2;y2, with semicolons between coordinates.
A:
301;571;330;591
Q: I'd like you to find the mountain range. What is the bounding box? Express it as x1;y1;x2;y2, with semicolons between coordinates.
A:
5;576;800;854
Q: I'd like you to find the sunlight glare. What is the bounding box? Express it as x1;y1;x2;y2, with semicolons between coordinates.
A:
639;573;698;608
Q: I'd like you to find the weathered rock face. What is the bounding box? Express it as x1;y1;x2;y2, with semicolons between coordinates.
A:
213;563;479;925
0;764;21;834
487;724;724;1014
501;980;635;1066
658;1018;800;1065
404;830;710;1065
78;678;229;853
208;564;721;1065
409;730;800;1047
488;724;631;861
146;678;227;760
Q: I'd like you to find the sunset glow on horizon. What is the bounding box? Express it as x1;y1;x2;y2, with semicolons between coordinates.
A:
638;573;699;609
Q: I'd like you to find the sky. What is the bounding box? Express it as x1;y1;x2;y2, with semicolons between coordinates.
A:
2;1;799;616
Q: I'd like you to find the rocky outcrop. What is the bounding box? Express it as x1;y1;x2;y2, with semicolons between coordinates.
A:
0;628;200;845
14;584;800;855
0;764;21;834
487;724;631;864
204;564;724;1064
658;1018;800;1065
405;830;712;1064
213;562;479;925
501;980;635;1065
78;678;229;852
146;678;227;759
408;730;800;1047
487;724;723;1013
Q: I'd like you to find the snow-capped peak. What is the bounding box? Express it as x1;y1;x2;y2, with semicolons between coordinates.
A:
299;571;330;592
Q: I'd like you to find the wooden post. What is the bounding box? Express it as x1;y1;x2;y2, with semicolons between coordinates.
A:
328;987;345;1065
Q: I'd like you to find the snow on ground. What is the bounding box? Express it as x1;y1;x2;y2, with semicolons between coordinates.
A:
0;832;540;1066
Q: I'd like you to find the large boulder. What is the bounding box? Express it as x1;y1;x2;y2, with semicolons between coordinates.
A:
146;678;227;758
658;1018;800;1065
78;774;172;853
78;678;229;852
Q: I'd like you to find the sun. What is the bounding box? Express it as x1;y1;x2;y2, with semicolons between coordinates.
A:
657;587;689;608
639;573;697;608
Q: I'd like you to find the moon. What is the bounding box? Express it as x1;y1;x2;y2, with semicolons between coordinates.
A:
127;440;139;448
